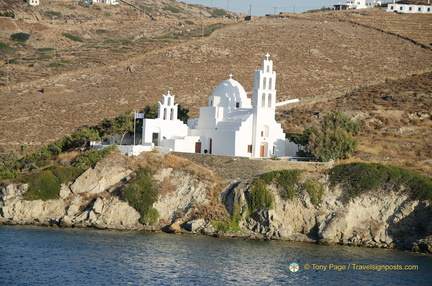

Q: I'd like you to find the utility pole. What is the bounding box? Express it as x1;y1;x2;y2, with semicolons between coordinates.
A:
6;58;9;86
248;4;252;16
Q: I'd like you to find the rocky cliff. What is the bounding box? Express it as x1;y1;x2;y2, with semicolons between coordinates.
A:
1;152;431;253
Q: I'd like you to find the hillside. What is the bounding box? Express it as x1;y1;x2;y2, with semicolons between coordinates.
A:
0;2;431;176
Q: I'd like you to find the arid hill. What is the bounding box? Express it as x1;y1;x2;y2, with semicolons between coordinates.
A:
0;2;431;175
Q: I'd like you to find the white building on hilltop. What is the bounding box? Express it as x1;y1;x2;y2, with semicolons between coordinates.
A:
26;0;40;6
332;0;381;10
141;54;300;158
386;1;432;14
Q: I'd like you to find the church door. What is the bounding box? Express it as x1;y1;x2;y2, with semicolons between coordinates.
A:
195;142;202;153
260;145;265;157
209;139;213;154
152;133;159;146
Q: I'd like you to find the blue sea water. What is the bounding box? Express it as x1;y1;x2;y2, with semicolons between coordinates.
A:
0;226;431;285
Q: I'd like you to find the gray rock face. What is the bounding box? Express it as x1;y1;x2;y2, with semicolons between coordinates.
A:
70;153;132;195
223;181;432;252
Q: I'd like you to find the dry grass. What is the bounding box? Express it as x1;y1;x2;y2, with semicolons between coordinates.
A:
278;72;432;175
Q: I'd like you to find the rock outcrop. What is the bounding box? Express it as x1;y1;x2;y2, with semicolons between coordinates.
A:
1;152;431;253
223;181;432;252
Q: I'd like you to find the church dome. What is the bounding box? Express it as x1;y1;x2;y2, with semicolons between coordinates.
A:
211;78;248;102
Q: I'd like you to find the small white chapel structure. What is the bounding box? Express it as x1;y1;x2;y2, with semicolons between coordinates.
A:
140;54;300;158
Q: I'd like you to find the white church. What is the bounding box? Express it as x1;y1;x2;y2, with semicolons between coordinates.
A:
140;54;300;158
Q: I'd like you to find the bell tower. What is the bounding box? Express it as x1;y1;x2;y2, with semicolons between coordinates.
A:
158;91;178;120
251;53;278;158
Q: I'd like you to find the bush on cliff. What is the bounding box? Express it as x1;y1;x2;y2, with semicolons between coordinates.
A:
247;179;274;214
123;168;159;225
19;166;84;201
261;169;304;200
330;162;432;202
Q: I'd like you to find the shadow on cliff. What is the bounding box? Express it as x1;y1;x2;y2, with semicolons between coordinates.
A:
387;202;432;251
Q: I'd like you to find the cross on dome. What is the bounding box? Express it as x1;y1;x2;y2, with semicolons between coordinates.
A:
229;73;233;79
167;90;171;95
265;53;271;60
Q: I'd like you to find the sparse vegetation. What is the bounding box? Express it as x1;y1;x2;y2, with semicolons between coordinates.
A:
162;6;181;13
11;33;30;42
303;179;325;205
212;215;242;232
0;42;12;50
261;169;304;200
211;9;230;18
37;48;56;52
96;29;109;34
0;11;15;18
19;166;84;201
247;179;274;214
45;11;62;18
123;168;159;225
73;145;117;168
330;163;432;203
62;33;84;43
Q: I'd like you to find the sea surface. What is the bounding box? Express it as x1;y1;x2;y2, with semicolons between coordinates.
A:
0;226;431;285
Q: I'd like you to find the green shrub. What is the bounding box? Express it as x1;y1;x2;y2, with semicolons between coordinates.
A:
212;9;229;18
185;20;195;25
212;215;242;232
0;42;12;50
37;48;55;52
290;111;361;162
73;145;117;168
0;11;15;18
162;6;181;13
261;169;304;200
20;166;83;201
303;179;325;205
123;168;159;225
62;33;84;43
11;33;30;42
45;11;62;18
330;163;432;202
96;29;109;34
247;179;274;214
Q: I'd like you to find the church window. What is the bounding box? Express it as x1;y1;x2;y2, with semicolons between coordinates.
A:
262;125;269;137
170;108;174;120
269;78;272;90
266;65;270;73
247;145;252;153
167;97;171;106
261;93;266;107
210;100;213;106
236;102;240;108
164;108;168;120
268;94;272;107
263;77;267;89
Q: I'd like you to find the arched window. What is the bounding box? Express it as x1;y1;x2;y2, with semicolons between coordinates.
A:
269;78;273;90
170;108;174;120
164;108;168;120
263;77;267;89
266;65;270;73
268;94;272;108
261;93;266;107
167;97;171;106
